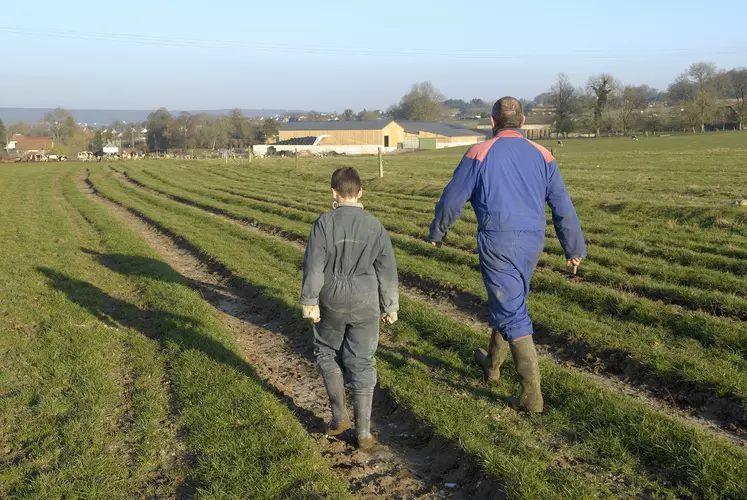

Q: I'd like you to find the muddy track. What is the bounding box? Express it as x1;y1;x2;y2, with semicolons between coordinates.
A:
107;167;747;440
84;169;503;498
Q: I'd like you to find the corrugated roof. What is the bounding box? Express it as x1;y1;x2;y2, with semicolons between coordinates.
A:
402;122;488;138
281;120;393;131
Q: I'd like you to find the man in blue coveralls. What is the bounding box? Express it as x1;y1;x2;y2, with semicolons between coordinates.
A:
428;97;586;413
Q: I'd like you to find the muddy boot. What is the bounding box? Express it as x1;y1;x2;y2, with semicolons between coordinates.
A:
322;369;351;436
508;335;544;413
353;389;375;449
474;329;509;383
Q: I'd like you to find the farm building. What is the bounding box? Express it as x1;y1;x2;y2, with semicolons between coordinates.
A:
279;120;404;148
6;134;54;154
401;122;487;149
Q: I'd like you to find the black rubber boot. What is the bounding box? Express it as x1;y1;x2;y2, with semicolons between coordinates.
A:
474;328;509;383
508;335;544;413
322;369;351;436
353;389;375;449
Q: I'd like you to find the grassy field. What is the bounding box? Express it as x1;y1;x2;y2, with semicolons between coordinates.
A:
2;131;747;498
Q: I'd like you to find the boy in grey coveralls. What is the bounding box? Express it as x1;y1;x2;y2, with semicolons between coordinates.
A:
301;167;399;448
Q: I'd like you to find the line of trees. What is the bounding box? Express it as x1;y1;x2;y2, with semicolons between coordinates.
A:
144;108;280;152
543;62;747;136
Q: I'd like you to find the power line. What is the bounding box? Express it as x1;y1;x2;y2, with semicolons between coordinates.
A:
1;25;746;60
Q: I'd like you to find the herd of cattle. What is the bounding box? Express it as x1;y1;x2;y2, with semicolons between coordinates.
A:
17;151;198;162
10;148;343;163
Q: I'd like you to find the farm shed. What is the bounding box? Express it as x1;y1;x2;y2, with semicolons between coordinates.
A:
401;122;487;148
279;120;405;147
8;134;54;153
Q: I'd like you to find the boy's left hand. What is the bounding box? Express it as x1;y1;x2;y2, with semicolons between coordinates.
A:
302;304;321;323
381;312;398;325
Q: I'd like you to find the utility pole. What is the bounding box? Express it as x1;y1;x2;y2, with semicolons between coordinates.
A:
378;147;383;178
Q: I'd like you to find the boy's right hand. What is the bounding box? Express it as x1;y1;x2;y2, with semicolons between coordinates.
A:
381;312;398;325
302;304;321;323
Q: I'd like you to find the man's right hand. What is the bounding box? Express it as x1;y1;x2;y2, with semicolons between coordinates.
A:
302;304;321;323
567;257;583;275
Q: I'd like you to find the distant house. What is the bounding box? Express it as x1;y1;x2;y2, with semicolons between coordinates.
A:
8;134;54;153
103;143;119;154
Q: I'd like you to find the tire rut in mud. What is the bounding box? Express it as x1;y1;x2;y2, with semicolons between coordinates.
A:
84;171;503;499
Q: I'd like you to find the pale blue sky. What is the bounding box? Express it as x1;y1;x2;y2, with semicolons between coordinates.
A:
1;0;744;111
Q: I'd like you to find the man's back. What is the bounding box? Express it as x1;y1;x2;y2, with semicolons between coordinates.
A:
469;129;556;232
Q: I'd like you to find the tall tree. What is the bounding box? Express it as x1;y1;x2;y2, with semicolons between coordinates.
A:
388;82;445;121
261;118;280;143
229;108;249;147
549;73;578;135
145;108;174;152
0;119;6;148
8;122;30;137
586;74;617;137
93;130;104;151
43;107;76;143
668;61;717;133
727;68;747;131
643;112;661;135
342;109;355;121
613;86;645;135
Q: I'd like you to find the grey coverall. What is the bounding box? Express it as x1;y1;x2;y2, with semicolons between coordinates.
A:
300;203;399;390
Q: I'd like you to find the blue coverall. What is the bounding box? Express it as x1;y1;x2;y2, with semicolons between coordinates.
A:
429;129;586;341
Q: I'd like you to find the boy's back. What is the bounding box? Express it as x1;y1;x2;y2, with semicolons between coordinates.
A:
299;166;398;449
301;203;398;317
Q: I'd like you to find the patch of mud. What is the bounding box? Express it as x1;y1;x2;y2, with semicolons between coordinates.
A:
85;170;504;498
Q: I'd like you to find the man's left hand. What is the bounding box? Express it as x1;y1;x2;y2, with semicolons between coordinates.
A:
567;257;584;275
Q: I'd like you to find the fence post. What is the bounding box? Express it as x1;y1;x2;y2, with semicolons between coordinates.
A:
378;147;383;178
295;148;299;169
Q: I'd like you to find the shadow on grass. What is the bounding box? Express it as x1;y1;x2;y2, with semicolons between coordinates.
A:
36;263;325;438
64;245;505;497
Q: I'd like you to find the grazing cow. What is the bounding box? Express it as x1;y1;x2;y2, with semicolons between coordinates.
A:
557;140;564;147
631;135;638;141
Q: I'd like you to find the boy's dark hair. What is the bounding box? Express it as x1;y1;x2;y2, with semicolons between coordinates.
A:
491;96;524;132
331;167;361;198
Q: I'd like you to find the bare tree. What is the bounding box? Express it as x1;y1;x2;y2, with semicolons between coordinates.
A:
549;73;578;136
613;86;645;135
388;82;445;121
668;61;717;133
43;107;76;143
727;68;747;130
587;74;617;137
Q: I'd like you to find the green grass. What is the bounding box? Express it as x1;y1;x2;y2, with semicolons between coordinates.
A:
112;160;747;415
4;130;747;499
87;147;747;499
0;164;347;498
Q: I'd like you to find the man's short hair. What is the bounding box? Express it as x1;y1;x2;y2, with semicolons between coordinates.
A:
331;166;361;198
491;97;524;130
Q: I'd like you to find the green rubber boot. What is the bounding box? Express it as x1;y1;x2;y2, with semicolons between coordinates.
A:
353;389;375;449
474;328;509;383
508;335;544;413
322;369;351;436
